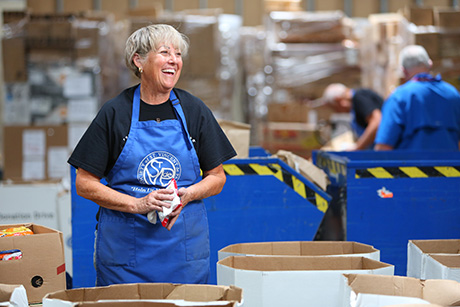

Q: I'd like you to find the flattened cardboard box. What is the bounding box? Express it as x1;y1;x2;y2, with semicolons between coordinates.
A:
217;255;394;307
407;239;460;279
425;254;460;282
343;273;460;307
43;283;242;307
218;241;380;261
0;223;66;304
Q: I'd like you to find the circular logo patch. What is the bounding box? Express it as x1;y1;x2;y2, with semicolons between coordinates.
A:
137;151;181;186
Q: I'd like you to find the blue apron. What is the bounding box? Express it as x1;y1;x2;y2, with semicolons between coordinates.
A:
95;85;210;286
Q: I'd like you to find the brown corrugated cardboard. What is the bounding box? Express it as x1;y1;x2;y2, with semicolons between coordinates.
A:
404;6;434;26
434;7;460;28
260;122;323;158
43;283;242;307
344;273;460;306
2;37;27;82
217;255;394;307
218;241;379;261
3;125;68;183
274;150;330;190
217;120;251;159
0;223;66;304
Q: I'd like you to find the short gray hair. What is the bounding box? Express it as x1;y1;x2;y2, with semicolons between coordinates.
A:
399;45;431;70
125;24;190;78
323;83;347;104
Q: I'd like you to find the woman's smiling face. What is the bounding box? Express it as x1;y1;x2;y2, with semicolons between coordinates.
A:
141;43;183;93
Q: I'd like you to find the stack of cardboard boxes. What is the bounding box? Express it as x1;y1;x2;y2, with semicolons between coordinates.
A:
406;6;460;91
2;12;115;183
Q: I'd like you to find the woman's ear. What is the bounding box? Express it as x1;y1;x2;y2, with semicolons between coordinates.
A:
133;53;142;69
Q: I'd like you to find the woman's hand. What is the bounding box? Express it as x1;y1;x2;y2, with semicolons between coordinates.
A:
137;189;175;214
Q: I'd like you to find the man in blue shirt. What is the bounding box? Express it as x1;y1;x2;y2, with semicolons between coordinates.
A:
375;45;460;150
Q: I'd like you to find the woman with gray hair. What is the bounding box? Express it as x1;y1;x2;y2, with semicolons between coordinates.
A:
375;45;460;150
68;24;236;286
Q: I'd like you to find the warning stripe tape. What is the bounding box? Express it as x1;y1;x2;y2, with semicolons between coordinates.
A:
355;166;460;179
223;163;328;213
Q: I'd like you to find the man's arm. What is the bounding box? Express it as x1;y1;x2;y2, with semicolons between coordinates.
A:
355;109;382;150
374;143;394;150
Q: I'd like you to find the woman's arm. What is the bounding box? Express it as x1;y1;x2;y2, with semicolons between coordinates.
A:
75;168;174;215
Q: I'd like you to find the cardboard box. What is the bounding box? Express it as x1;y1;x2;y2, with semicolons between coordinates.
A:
267;103;311;123
0;284;28;307
43;283;242;307
424;254;460;282
407;239;460;279
2;37;27;82
218;120;251;159
3;125;69;183
260;122;324;158
217;256;394;307
0;223;66;304
404;6;434;26
344;273;460;307
218;241;380;261
434;8;460;28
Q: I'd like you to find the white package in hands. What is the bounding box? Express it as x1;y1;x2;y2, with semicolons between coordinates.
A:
147;178;182;227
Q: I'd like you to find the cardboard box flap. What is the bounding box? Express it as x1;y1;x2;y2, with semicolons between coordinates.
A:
344;274;460;306
410;239;460;254
165;285;242;302
218;256;391;271
45;283;242;303
429;254;460;268
219;241;378;257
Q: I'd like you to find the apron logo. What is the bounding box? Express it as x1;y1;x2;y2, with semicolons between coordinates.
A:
137;151;181;186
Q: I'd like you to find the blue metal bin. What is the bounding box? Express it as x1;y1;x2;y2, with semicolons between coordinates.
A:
312;150;460;276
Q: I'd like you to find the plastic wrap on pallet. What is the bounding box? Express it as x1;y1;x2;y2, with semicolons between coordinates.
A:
266;10;353;45
359;13;413;98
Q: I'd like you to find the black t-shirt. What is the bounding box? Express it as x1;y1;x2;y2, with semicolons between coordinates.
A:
68;85;236;178
352;88;384;128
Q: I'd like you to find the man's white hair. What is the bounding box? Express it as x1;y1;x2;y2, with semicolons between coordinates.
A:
323;83;348;104
399;45;431;70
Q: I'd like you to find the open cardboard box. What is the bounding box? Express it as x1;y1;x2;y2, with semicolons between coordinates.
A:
0;284;28;307
407;239;460;279
0;223;66;304
344;273;460;307
217;255;394;307
218;241;380;261
43;283;242;307
425;254;460;282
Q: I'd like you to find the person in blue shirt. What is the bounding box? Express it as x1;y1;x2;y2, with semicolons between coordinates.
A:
322;83;383;150
375;45;460;150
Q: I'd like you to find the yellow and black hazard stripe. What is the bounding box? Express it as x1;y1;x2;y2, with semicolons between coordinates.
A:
223;163;328;213
355;166;460;179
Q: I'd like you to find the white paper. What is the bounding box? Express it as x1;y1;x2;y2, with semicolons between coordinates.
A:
22;158;45;181
63;73;93;98
67;97;98;122
23;129;46;157
48;146;69;179
68;123;89;151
